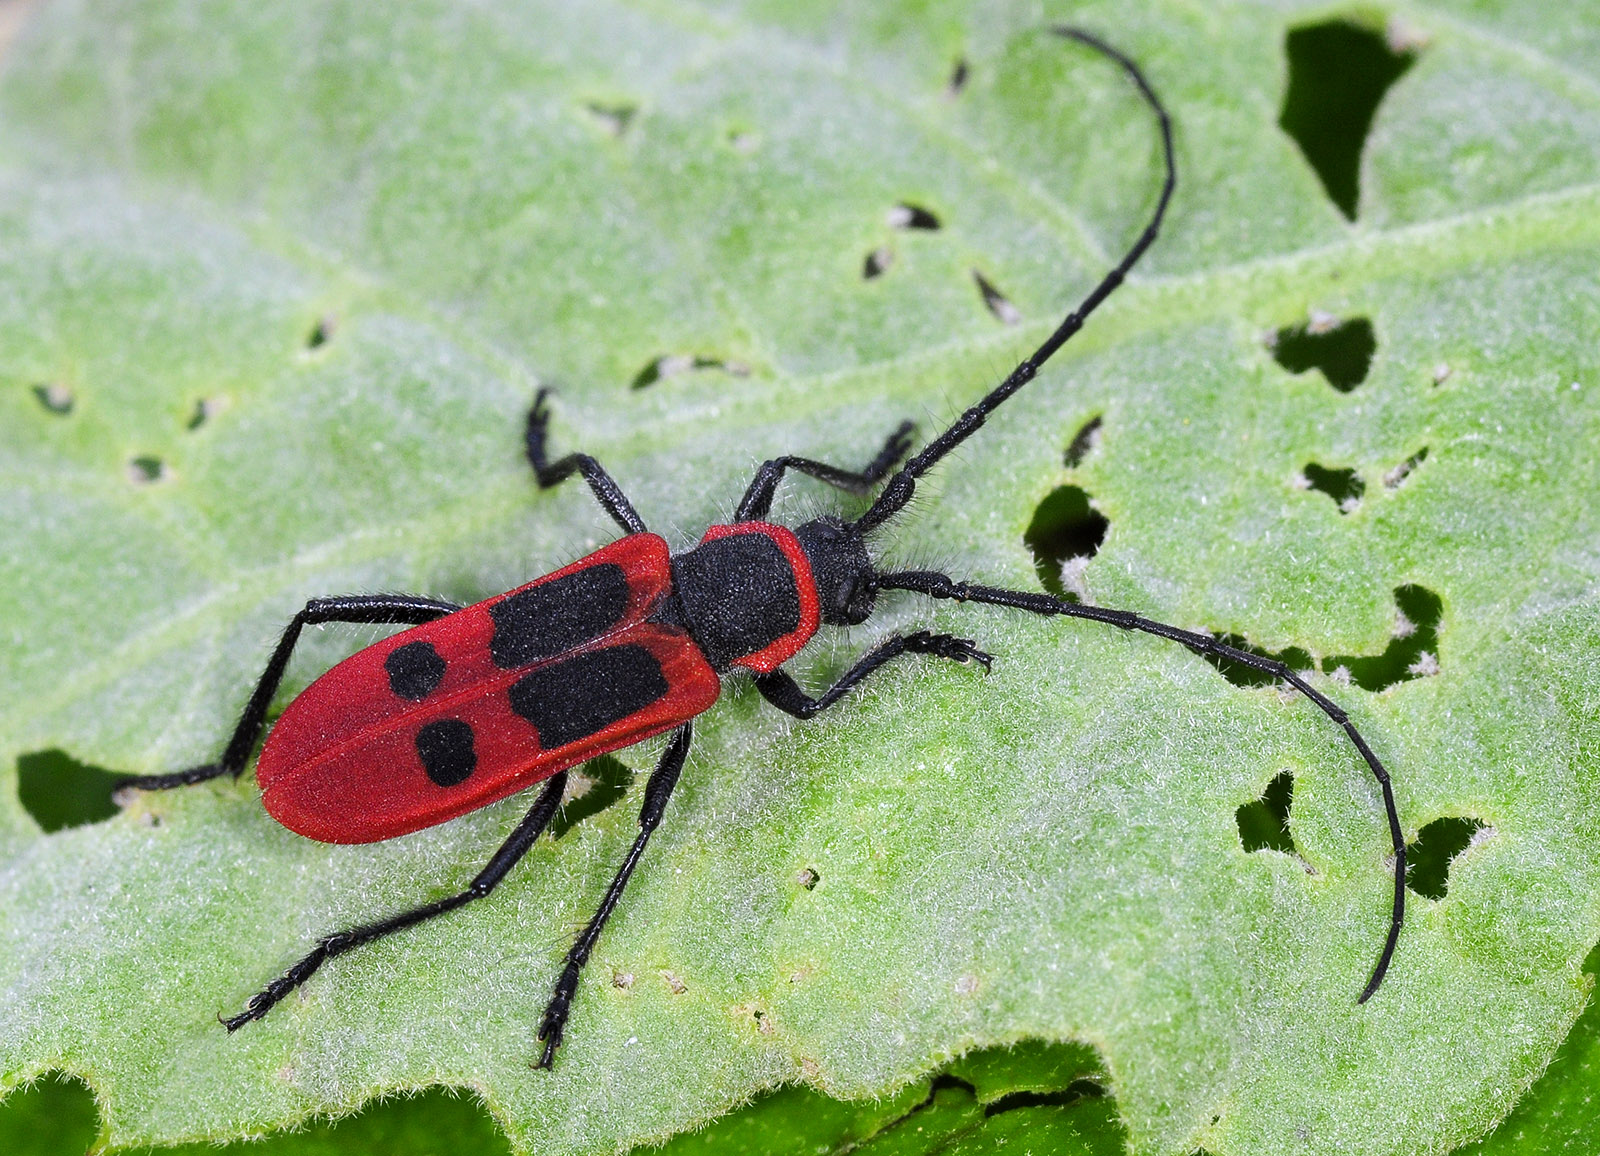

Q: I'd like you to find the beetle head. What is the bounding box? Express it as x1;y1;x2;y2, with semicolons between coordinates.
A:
794;516;877;625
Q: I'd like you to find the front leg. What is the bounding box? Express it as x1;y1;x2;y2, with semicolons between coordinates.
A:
734;421;914;522
754;631;991;719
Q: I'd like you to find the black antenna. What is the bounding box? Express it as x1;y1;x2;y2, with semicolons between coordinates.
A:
855;26;1176;533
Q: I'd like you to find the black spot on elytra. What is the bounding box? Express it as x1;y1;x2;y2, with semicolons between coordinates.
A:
1302;461;1366;513
549;754;636;840
416;719;477;787
1197;633;1314;690
1271;316;1375;392
17;749;124;832
1063;415;1103;468
490;564;631;669
1024;485;1107;601
509;644;668;749
1236;770;1297;855
32;383;74;415
1323;584;1442;691
973;270;1020;324
1280;20;1417;219
386;640;446;701
1407;816;1488;900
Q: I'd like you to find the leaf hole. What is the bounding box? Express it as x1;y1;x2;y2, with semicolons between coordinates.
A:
306;314;337;350
630;353;749;390
1298;461;1366;513
1323;584;1442;691
17;749;125;832
661;970;687;994
31;382;74;415
1406;816;1490;900
550;754;635;839
583;100;639;137
1270;315;1375;392
1279;19;1417;219
186;398;221;431
0;1073;98;1153
797;866;820;890
887;202;941;231
863;247;894;279
1236;770;1297;856
1195;634;1313;691
1063;415;1103;468
126;456;167;484
945;56;970;97
983;1080;1105;1118
1024;485;1107;601
973;270;1020;324
1382;446;1428;489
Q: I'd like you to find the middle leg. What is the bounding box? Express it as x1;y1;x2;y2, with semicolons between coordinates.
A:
223;770;570;1030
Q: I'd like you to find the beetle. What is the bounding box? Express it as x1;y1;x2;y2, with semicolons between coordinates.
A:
122;28;1405;1068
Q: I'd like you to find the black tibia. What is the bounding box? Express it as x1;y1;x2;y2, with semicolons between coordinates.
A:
734;421;915;522
526;388;648;536
222;771;568;1031
537;723;693;1068
754;631;992;720
855;28;1176;533
118;594;462;793
877;569;1406;1003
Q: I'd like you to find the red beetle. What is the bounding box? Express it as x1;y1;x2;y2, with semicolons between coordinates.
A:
126;29;1404;1068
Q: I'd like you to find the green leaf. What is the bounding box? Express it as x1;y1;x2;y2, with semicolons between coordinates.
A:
1;3;1598;1156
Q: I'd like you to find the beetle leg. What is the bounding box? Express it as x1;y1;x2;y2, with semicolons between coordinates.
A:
118;594;462;792
537;723;693;1068
221;770;568;1031
753;631;991;720
875;568;1406;1004
526;388;649;535
734;420;914;522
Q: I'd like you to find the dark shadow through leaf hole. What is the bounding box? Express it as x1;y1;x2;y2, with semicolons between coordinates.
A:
1280;20;1416;219
1324;584;1442;691
17;749;124;832
1024;486;1107;600
32;383;74;415
1197;635;1313;690
1407;816;1487;900
1303;461;1365;513
549;754;635;840
1064;415;1103;468
1236;770;1296;855
1272;316;1375;392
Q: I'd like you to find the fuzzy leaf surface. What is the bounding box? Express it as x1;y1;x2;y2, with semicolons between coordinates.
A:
1;2;1598;1155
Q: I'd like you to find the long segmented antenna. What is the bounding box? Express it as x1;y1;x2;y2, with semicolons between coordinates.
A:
859;28;1406;1001
854;26;1175;534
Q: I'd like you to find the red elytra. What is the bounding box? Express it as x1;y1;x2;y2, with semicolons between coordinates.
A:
258;523;817;844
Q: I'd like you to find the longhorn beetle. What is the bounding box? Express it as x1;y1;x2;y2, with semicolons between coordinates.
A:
123;28;1405;1068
